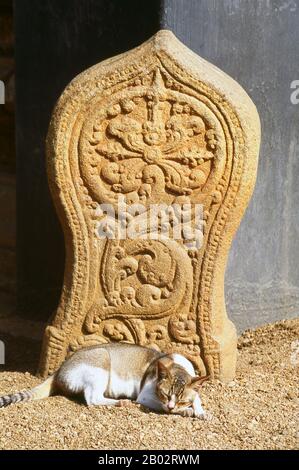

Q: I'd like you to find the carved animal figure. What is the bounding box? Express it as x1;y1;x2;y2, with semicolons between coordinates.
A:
0;343;209;419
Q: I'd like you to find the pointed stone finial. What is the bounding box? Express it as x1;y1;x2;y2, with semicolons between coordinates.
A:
39;30;260;381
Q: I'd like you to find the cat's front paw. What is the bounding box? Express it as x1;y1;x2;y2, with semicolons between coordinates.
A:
116;399;134;408
194;410;213;421
177;408;194;418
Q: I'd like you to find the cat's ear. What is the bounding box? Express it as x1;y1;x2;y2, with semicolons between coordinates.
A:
190;375;209;390
157;360;170;380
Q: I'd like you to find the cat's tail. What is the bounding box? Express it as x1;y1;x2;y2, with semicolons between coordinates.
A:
0;374;56;408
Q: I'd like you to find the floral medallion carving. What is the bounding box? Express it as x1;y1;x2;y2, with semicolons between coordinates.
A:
79;67;225;210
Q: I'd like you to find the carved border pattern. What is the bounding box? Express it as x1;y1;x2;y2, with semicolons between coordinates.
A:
39;32;258;381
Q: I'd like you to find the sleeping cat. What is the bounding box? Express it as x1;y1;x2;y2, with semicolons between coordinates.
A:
0;343;209;419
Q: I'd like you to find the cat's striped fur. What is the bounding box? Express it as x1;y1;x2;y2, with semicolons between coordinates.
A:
0;375;54;407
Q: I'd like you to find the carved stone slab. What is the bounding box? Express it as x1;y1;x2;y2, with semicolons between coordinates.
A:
39;30;260;381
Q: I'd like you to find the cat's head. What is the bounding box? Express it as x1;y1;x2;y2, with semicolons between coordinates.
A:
155;360;208;413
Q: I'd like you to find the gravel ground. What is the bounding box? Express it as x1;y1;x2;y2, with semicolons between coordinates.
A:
0;319;298;450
